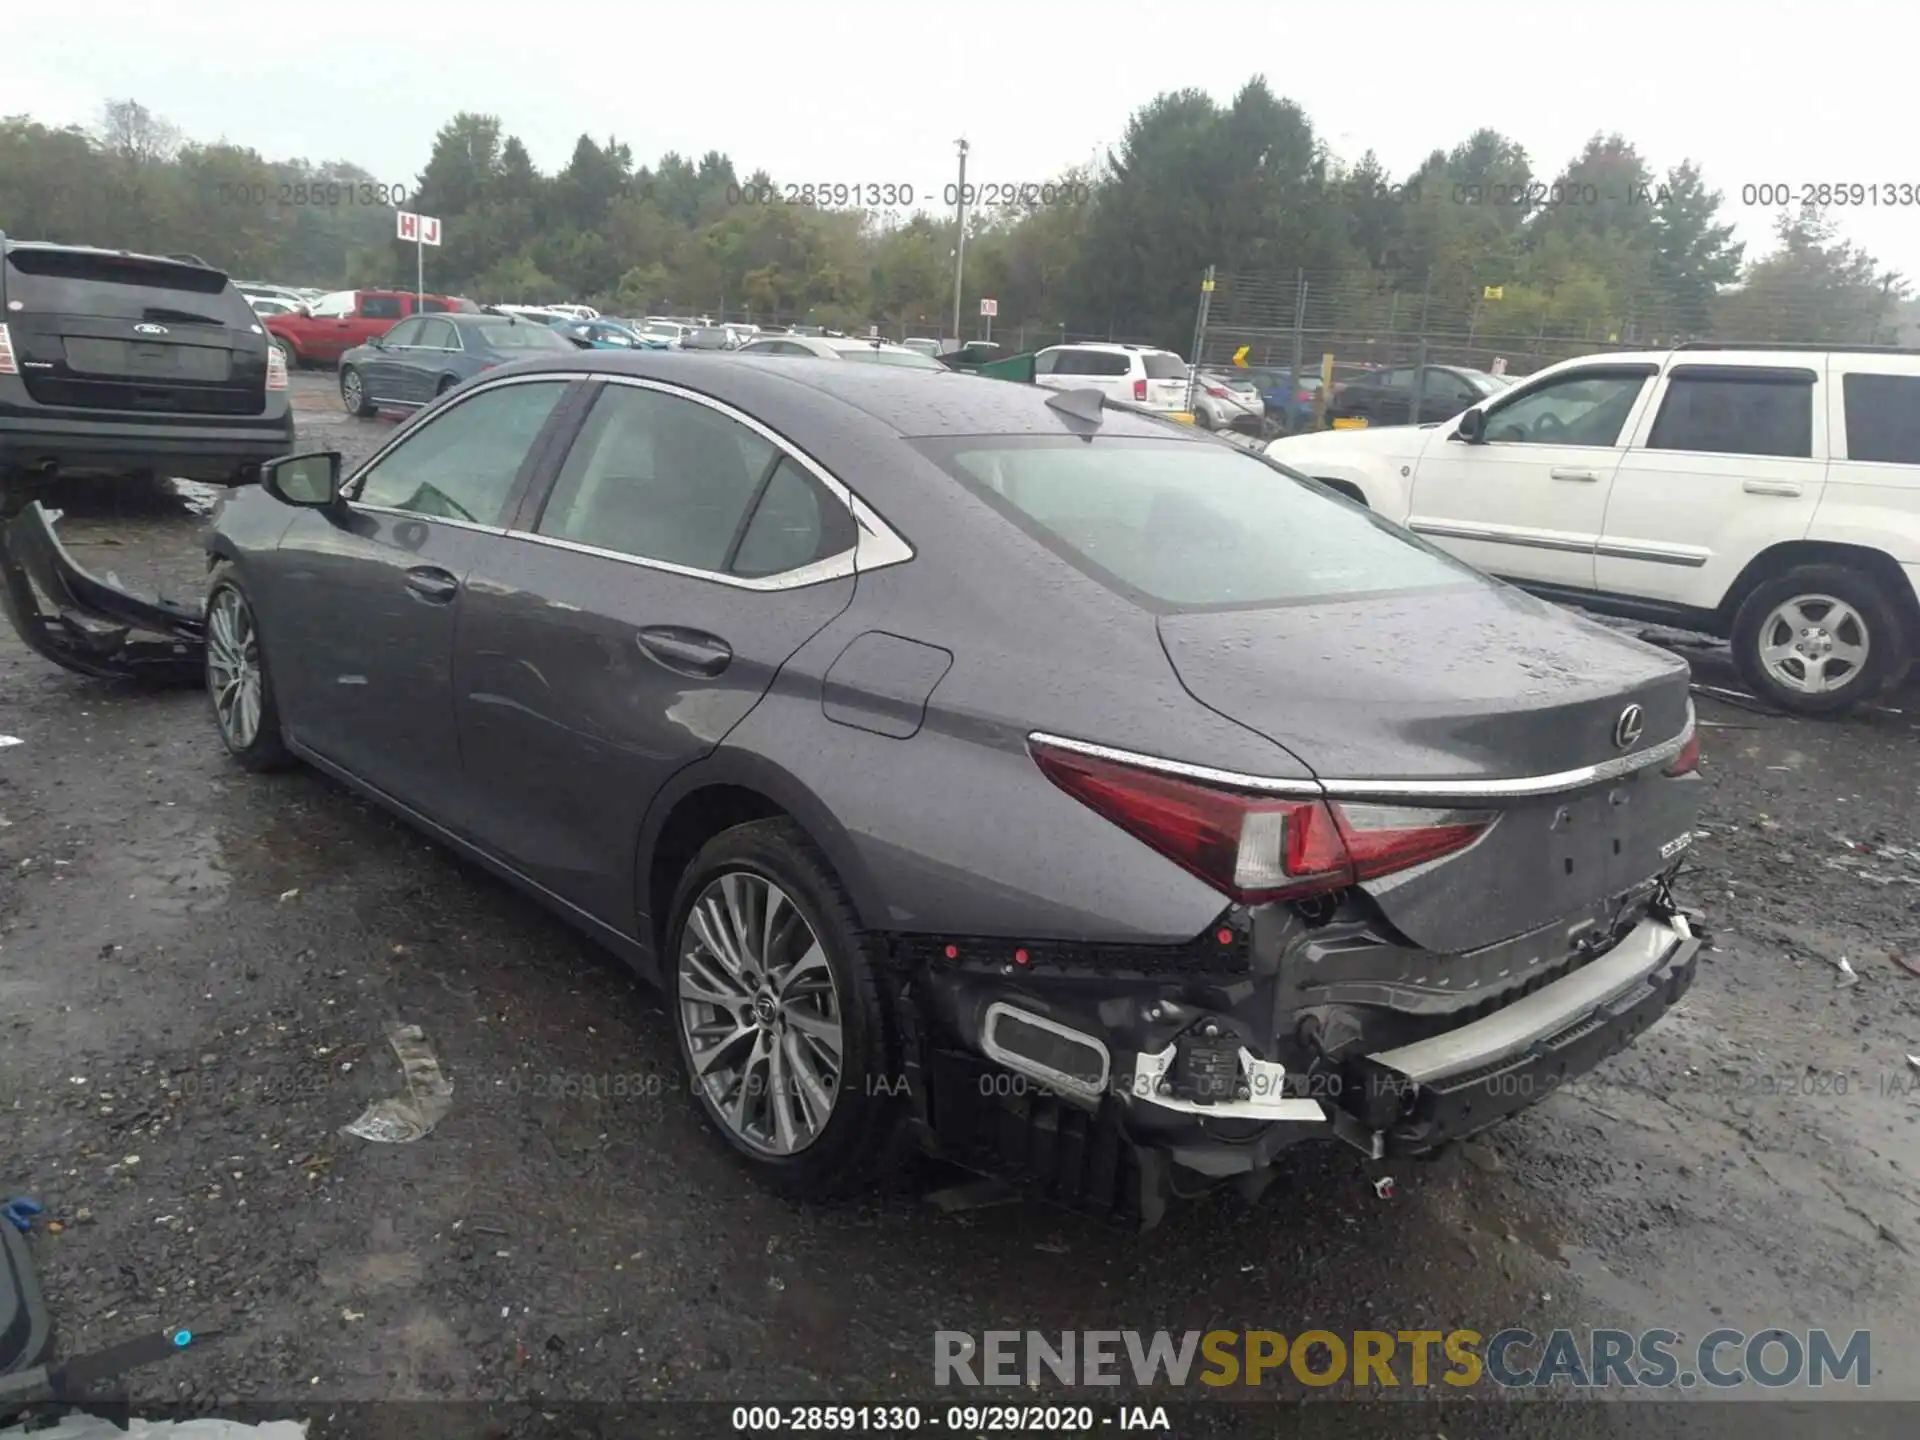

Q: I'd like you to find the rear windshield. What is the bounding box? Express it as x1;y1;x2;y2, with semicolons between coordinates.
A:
918;436;1474;610
5;248;249;325
474;320;575;350
1142;353;1188;380
839;347;944;368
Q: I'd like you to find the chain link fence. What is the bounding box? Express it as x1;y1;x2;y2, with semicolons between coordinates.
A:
1192;265;1914;383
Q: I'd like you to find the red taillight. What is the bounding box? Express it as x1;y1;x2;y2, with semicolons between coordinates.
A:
1296;389;1312;403
1133;378;1147;401
0;324;16;375
265;345;289;391
1664;727;1700;777
1030;742;1493;905
1205;384;1230;399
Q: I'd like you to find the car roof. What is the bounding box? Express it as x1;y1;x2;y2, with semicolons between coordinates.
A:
472;350;1209;440
1042;341;1172;354
3;239;230;276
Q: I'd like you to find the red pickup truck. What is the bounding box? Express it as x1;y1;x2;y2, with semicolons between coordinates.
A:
265;289;474;368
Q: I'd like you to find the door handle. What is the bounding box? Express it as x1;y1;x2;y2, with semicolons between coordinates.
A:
1742;479;1802;497
1550;468;1600;482
403;567;460;603
637;626;733;678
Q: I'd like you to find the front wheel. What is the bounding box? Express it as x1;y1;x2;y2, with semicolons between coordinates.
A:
206;566;294;771
1731;564;1904;715
667;819;902;1199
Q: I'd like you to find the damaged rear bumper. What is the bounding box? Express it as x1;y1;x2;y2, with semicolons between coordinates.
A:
0;500;206;683
891;890;1700;1228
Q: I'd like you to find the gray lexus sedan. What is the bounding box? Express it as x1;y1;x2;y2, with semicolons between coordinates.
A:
4;352;1704;1226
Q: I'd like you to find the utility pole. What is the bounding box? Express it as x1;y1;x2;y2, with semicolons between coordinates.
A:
950;138;968;342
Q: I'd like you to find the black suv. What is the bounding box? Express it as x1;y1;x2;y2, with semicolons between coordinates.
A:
0;234;295;491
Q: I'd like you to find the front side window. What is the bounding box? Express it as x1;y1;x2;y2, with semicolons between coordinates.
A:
382;318;424;347
352;380;568;523
1841;373;1920;464
535;385;785;574
1034;349;1060;376
1646;372;1813;458
1482;371;1650;447
920;436;1472;610
416;319;456;349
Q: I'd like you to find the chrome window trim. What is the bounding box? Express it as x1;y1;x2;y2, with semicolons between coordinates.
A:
1029;701;1693;801
497;371;915;591
336;367;918;591
348;504;507;537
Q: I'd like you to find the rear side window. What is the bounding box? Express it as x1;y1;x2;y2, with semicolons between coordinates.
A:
4;249;250;325
360;294;404;320
535;384;784;575
919;436;1472;610
1142;353;1187;380
1646;373;1813;458
1841;373;1920;464
1056;350;1129;377
732;457;858;577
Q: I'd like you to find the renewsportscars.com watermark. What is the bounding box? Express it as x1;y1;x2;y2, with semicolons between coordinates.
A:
934;1328;1872;1390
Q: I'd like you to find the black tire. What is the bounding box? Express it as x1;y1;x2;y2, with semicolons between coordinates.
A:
340;366;375;418
1193;408;1215;430
205;563;295;772
436;375;458;397
665;818;903;1199
1730;563;1905;715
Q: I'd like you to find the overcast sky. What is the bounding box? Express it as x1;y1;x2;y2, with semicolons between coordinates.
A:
11;0;1917;277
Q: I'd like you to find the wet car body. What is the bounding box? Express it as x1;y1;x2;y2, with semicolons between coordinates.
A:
2;355;1705;1227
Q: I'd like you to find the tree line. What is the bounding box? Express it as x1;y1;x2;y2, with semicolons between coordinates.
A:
0;86;1907;355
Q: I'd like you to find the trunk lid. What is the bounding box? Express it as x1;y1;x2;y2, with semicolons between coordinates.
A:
1158;584;1698;953
3;247;267;417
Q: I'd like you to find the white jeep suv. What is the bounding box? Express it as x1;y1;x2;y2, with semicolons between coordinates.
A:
1033;343;1192;414
1266;343;1920;715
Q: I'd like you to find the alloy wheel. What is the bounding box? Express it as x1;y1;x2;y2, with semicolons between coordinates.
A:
207;587;263;750
676;871;844;1156
342;370;363;412
1757;593;1870;695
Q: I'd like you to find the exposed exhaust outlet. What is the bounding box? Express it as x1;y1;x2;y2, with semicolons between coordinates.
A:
980;1002;1111;1105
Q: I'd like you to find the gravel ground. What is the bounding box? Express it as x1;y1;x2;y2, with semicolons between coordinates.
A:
3;372;1919;1437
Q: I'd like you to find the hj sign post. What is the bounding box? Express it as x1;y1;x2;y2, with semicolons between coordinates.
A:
396;211;442;307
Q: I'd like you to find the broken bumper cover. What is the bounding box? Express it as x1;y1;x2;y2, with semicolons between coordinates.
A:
896;906;1699;1227
0;500;206;683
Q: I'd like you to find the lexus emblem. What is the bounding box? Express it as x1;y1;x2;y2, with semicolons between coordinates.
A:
133;323;169;336
1613;704;1645;750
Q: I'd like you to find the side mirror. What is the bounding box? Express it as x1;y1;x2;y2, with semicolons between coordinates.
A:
369;336;386;349
261;451;342;509
1454;407;1486;444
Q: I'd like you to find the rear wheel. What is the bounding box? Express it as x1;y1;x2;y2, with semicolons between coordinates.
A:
206;566;294;772
1731;564;1903;715
340;366;375;418
667;818;902;1198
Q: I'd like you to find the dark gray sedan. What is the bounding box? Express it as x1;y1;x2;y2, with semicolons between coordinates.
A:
48;353;1705;1223
337;312;577;418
